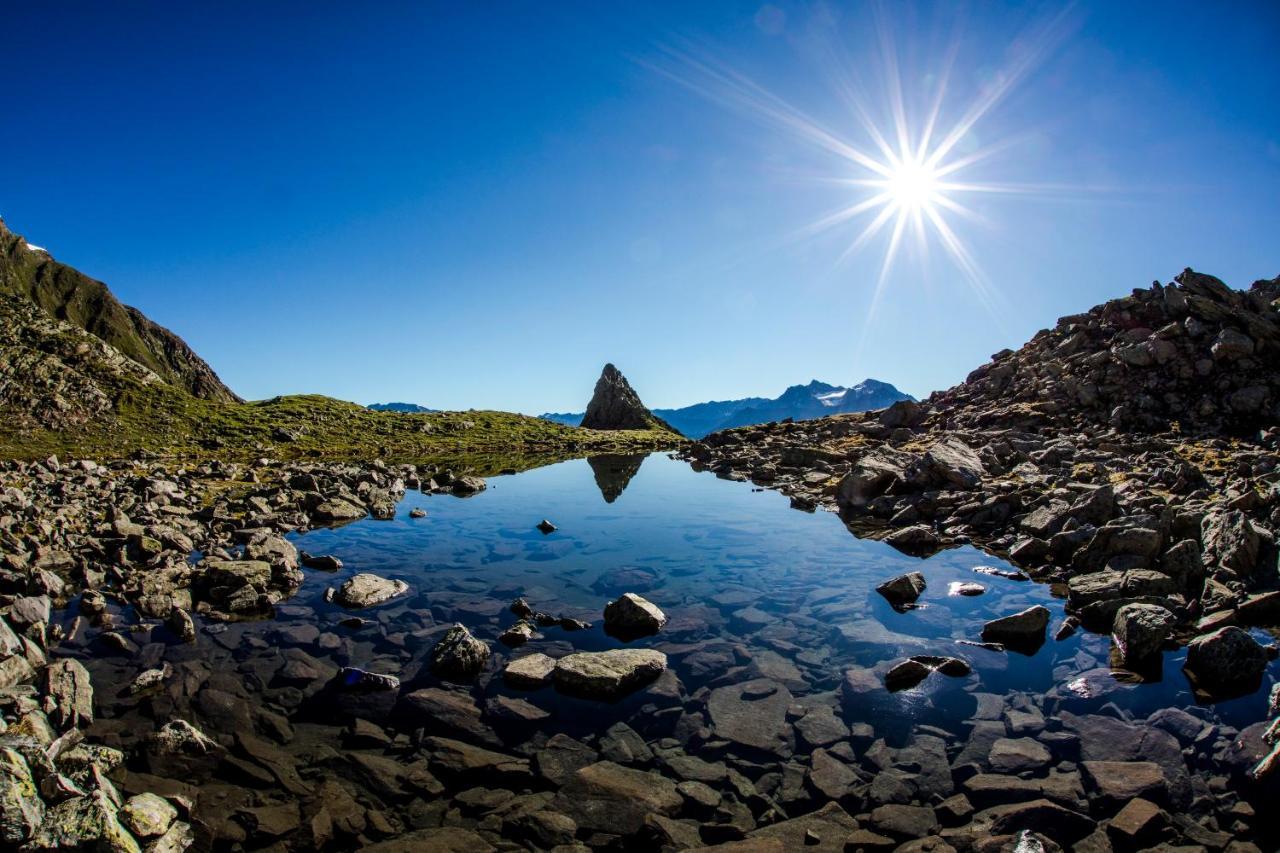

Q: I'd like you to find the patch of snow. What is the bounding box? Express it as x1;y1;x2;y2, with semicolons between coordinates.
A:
816;389;848;406
24;241;48;254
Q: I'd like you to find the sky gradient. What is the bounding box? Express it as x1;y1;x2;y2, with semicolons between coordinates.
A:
2;2;1277;413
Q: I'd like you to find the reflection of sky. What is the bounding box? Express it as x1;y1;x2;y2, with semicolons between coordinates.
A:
293;452;1279;733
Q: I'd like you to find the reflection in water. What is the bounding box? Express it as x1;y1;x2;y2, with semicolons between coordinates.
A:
586;452;645;503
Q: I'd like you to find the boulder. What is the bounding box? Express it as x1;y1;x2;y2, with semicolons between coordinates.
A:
876;571;927;607
1111;603;1176;665
1183;625;1268;697
603;592;667;639
333;573;408;608
43;659;94;729
981;606;1050;651
119;793;177;838
552;649;666;700
0;747;42;845
1202;510;1262;577
504;653;557;690
429;625;490;682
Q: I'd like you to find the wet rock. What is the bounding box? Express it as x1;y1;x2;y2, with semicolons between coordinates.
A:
312;498;366;523
337;666;400;691
870;803;939;839
450;475;487;496
498;620;537;647
1107;798;1166;847
533;734;599;785
359;826;495;852
552;649;667;700
334;573;408;608
165;607;196;643
128;663;172;695
1080;761;1165;810
151;719;220;755
794;706;851;748
504;653;557;690
742;801;855;851
989;738;1052;774
981;605;1050;651
876;571;927;607
603;592;667;639
536;519;557;534
552;761;681;835
884;525;941;555
119;792;176;838
707;678;793;753
408;507;426;518
299;552;343;571
977;799;1095;844
1111;603;1175;665
1183;625;1268;697
429;624;491;681
948;581;986;596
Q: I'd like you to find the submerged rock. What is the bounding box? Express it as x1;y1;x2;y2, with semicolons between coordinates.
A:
603;592;667;639
552;649;667;700
333;573;408;608
707;678;793;752
429;624;491;682
337;666;400;692
552;761;681;834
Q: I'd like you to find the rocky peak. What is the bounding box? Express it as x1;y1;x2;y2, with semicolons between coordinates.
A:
580;364;679;434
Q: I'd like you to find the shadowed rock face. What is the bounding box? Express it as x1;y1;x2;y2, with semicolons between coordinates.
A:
587;453;645;503
580;364;678;433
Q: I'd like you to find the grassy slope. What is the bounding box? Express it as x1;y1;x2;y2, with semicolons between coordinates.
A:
0;380;682;465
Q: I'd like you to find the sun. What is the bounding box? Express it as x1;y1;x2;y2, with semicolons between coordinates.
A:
881;155;942;213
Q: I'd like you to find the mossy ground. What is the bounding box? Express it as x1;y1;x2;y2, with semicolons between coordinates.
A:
0;382;683;467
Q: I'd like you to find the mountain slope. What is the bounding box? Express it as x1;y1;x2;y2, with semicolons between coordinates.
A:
542;378;913;438
0;216;240;402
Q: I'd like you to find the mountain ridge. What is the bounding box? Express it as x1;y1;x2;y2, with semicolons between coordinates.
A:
542;377;913;438
0;216;240;403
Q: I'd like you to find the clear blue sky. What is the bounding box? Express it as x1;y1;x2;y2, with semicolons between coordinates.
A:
2;2;1276;413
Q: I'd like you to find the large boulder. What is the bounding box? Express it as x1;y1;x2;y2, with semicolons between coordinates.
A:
551;761;681;835
333;573;408;608
1201;511;1262;578
1111;603;1176;665
1183;626;1268;697
429;625;491;682
552;649;667;700
981;606;1050;652
876;571;927;607
603;593;667;640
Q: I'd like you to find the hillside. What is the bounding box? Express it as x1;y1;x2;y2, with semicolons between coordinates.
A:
0;229;680;463
0;216;240;402
543;377;912;437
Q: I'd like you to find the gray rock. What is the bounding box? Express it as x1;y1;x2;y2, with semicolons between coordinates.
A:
552;649;666;700
1111;603;1175;664
43;659;94;729
981;605;1050;650
876;571;927;606
333;573;408;608
429;624;490;682
603;592;667;639
25;789;141;852
0;747;43;845
504;653;557;690
551;761;681;834
1183;625;1268;696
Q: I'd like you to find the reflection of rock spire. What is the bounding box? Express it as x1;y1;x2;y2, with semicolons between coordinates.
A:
587;453;646;503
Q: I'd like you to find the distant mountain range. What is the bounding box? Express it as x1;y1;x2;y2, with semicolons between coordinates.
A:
367;402;437;413
541;379;914;438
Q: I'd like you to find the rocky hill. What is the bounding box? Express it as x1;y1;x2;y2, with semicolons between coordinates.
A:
684;268;1280;705
579;363;680;434
0;217;240;402
544;377;912;437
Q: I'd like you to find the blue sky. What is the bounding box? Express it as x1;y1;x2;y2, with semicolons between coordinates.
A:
2;2;1277;413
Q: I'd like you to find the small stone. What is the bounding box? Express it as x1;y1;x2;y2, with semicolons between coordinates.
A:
603;592;667;639
877;571;927;606
334;573;408;608
536;519;557;534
